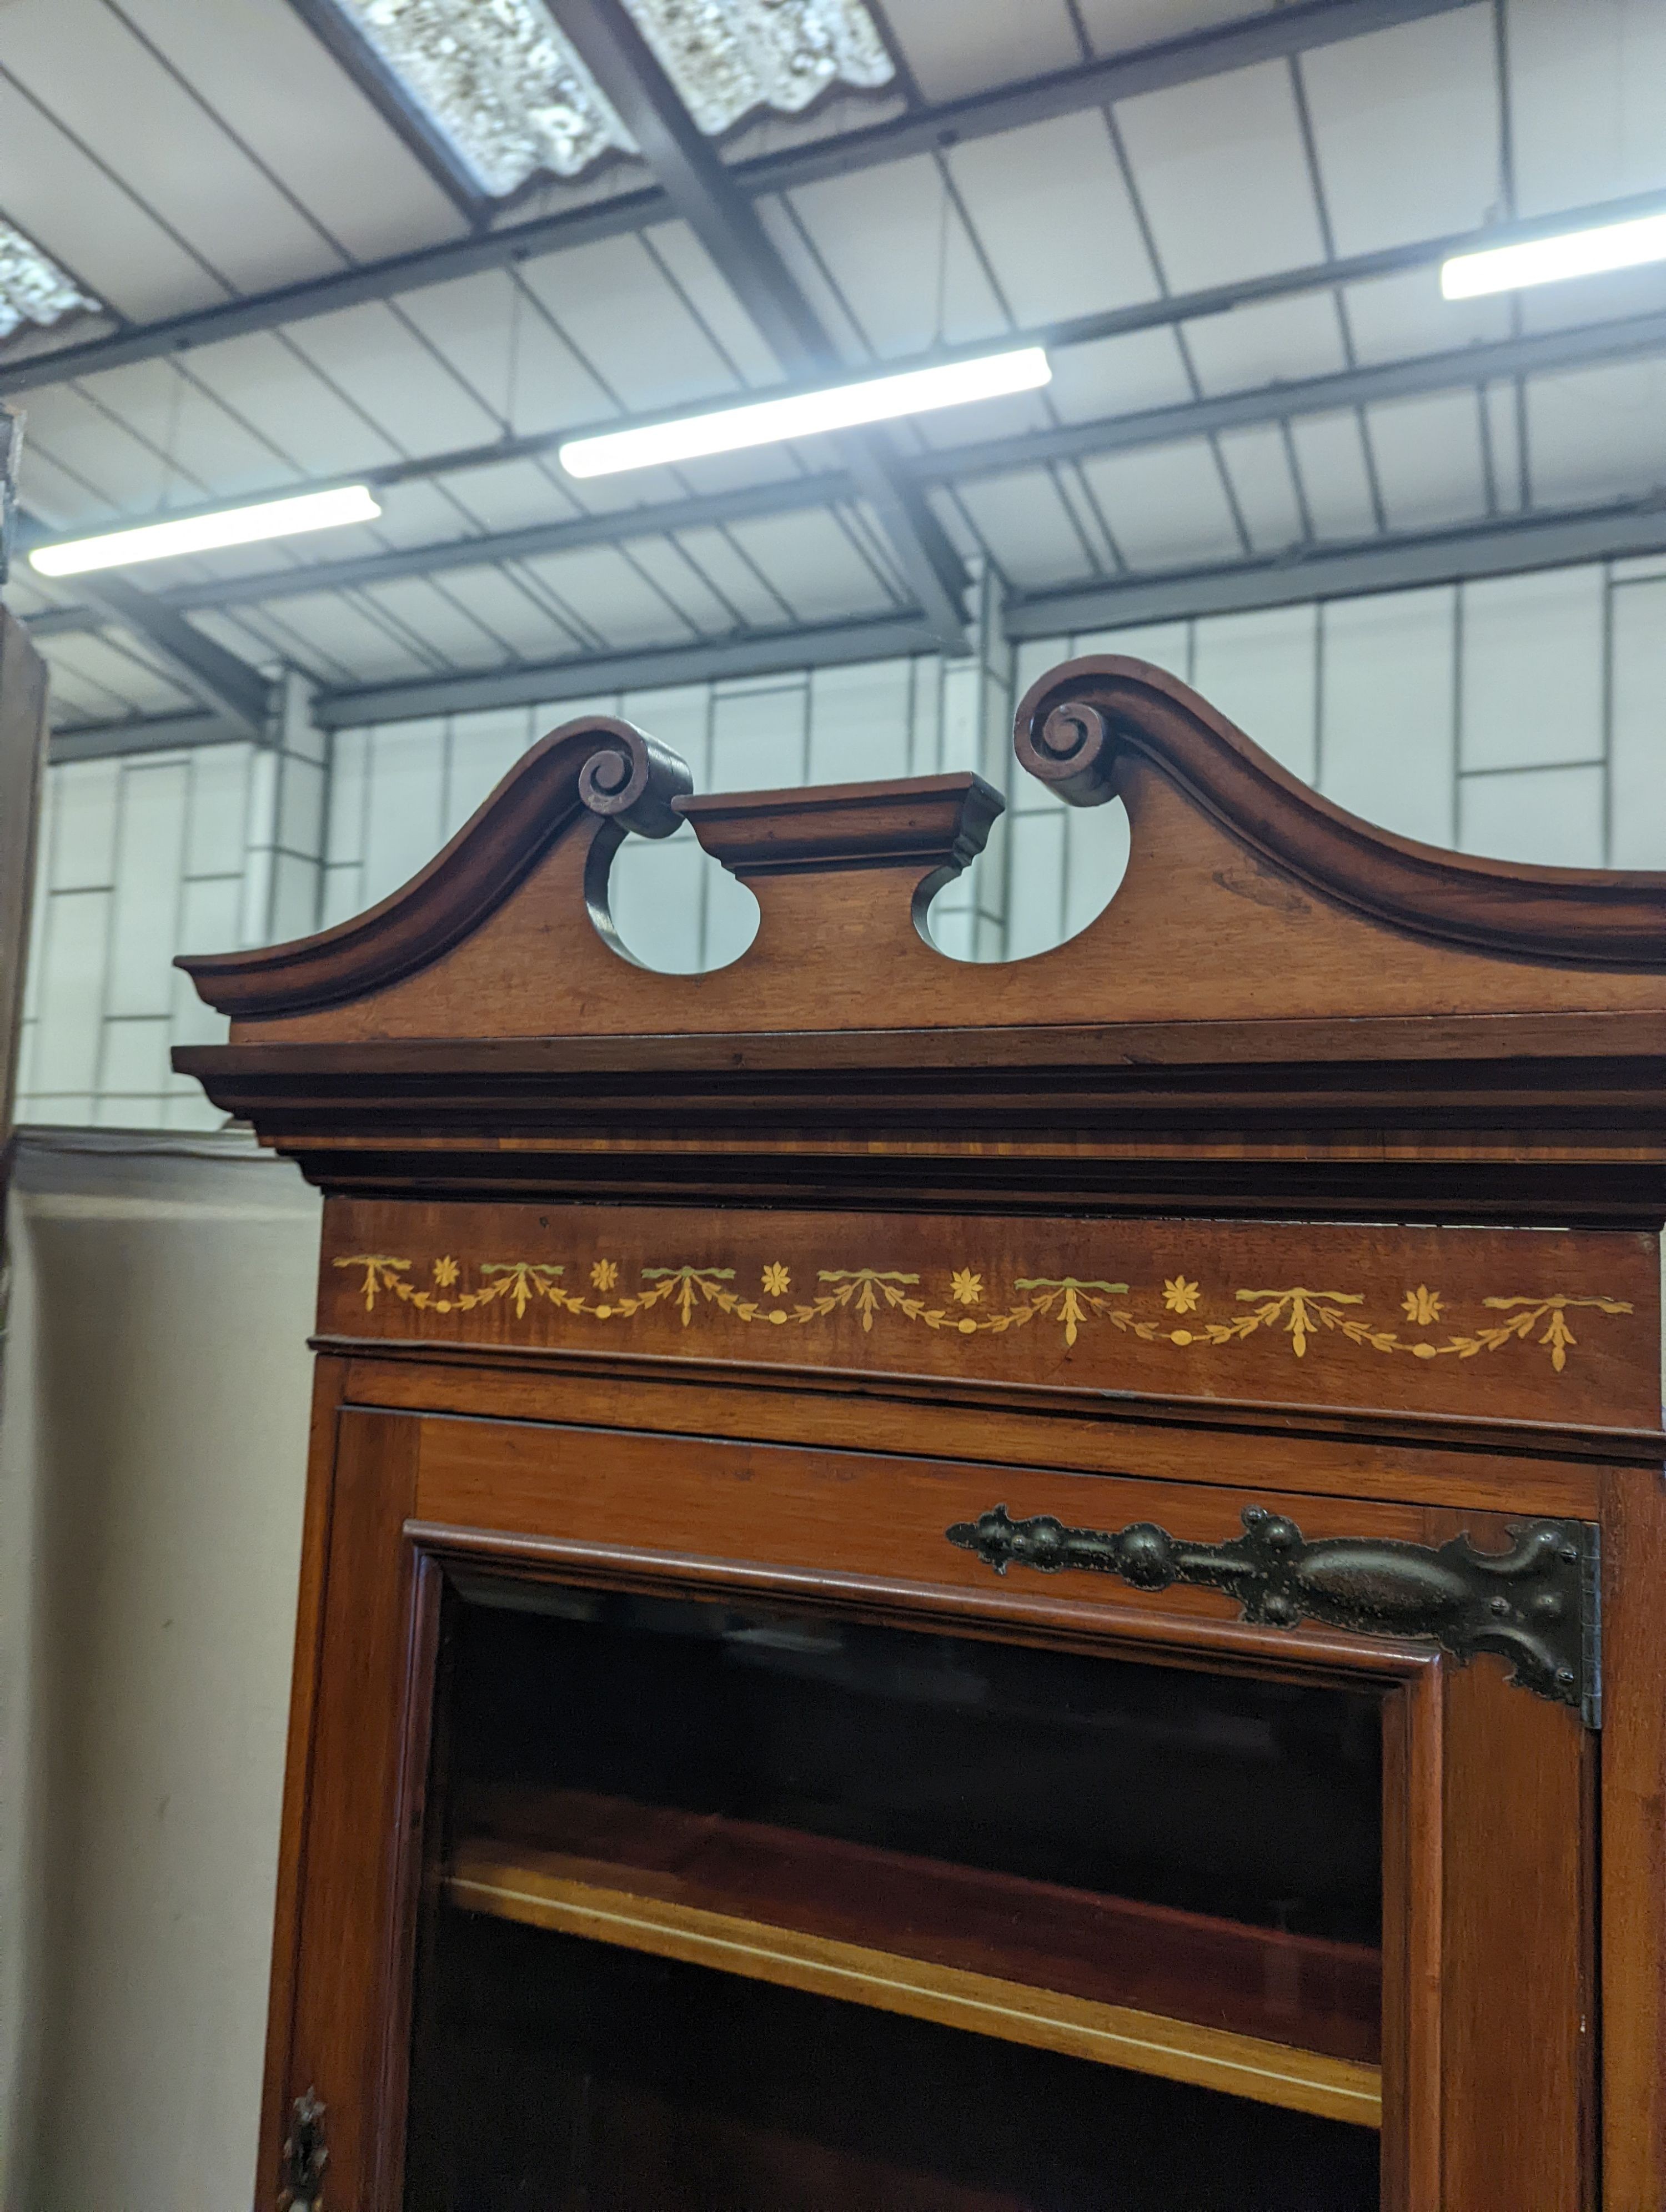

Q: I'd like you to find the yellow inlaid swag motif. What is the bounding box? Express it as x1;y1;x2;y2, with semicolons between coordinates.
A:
334;1255;1629;1374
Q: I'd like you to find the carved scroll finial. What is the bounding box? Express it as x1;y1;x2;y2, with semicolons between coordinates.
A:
1015;695;1118;808
575;722;692;839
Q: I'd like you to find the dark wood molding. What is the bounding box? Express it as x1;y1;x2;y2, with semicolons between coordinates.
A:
1017;655;1666;969
178;715;693;1019
679;773;1001;882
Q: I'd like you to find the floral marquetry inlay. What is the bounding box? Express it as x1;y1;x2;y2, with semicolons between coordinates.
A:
333;1254;1632;1374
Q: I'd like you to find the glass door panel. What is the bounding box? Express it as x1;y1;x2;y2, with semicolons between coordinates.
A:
405;1580;1384;2210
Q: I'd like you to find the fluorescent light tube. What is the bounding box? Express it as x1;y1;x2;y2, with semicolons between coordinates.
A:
1442;210;1666;299
29;484;383;577
560;346;1052;478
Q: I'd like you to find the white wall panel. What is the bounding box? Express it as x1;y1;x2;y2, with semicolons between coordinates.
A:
441;707;536;837
106;763;189;1019
1459;567;1605;770
1460;764;1607;867
807;660;915;782
1318;586;1457;846
709;678;809;791
360;722;446;908
32;889;112;1100
1192;604;1319;781
1609;576;1666;870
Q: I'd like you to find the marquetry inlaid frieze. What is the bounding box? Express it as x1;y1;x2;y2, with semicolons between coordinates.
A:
318;1200;1662;1431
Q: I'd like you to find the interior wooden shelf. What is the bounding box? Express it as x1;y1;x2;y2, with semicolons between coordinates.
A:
445;1787;1382;2129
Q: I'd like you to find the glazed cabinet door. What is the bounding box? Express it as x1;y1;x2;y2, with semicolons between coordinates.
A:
263;1405;1597;2212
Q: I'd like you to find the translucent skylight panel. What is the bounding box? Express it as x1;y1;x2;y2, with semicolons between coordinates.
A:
0;219;98;346
328;0;894;198
623;0;894;138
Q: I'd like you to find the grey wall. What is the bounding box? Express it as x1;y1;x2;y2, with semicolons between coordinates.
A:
0;1131;318;2212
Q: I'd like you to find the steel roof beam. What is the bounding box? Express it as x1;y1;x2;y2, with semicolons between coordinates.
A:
552;0;968;650
61;569;274;735
27;304;1666;646
310;612;944;728
48;708;250;763
0;0;1480;402
44;497;1666;749
1006;498;1666;634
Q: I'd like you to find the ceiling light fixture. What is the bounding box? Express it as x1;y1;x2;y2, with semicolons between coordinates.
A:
29;485;383;578
560;348;1053;479
1442;209;1666;299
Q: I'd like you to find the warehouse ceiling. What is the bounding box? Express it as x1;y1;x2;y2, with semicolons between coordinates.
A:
2;0;1665;751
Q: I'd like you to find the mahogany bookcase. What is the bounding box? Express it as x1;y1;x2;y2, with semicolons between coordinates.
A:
177;655;1666;2211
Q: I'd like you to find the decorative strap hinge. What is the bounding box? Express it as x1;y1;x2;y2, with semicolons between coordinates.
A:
279;2087;328;2210
947;1505;1602;1727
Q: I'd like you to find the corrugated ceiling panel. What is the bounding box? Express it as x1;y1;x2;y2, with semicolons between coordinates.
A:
514;543;703;648
0;0;342;295
0;44;224;321
951;469;1107;589
769;158;1010;358
718;509;901;621
1077;443;1245;568
516;234;754;413
878;0;1082;102
1482;382;1527;511
38;649;133;726
620;534;756;632
114;0;466;263
1516;262;1666;337
354;576;527;668
173;331;406;479
906;388;1055;452
281;302;505;454
16;384;183;514
230;591;439;683
660;526;797;626
395;268;616;438
368;476;525;550
1526;359;1666;507
1045;329;1196;420
1363;391;1489;530
283;303;504;453
1214;424;1307;552
424;565;591;660
434;459;589;535
64;361;297;503
46;632;197;718
14;440;119;533
1180;293;1347;393
1340;269;1510;364
641;220;785;389
944;113;1161;326
1075;1;1271;48
186;602;348;685
1507;0;1666;218
1116;61;1326;290
1285;411;1380;538
1300;7;1498;253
